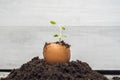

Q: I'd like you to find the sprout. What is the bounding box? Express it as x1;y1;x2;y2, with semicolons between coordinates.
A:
50;20;66;42
50;20;56;25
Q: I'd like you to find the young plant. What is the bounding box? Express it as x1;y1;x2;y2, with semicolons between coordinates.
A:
50;20;66;42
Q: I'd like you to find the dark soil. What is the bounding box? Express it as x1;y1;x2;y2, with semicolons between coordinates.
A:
44;40;70;48
1;57;108;80
113;77;120;80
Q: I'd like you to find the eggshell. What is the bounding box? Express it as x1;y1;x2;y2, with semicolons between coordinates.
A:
43;42;70;64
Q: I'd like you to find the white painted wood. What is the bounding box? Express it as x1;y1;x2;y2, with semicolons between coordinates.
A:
0;72;9;78
0;0;120;69
0;26;120;70
0;0;120;26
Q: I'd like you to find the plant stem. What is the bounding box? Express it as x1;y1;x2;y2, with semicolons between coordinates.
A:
59;26;62;42
59;38;61;42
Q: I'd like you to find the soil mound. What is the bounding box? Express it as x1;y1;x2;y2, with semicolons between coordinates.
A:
113;77;120;80
1;57;108;80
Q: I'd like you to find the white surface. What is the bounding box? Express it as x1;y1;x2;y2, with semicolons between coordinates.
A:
0;0;120;26
0;72;9;78
0;26;120;70
0;0;120;70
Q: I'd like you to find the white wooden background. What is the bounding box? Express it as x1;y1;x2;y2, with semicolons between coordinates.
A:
0;0;120;70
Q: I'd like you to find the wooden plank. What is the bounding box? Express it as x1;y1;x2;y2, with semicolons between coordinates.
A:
0;26;120;70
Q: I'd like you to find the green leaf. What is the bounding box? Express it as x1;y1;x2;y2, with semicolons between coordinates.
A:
50;20;56;25
61;26;65;30
54;34;59;37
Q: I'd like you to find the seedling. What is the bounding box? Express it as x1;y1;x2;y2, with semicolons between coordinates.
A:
50;20;66;42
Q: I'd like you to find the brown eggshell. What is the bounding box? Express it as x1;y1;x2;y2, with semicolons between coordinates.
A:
43;42;70;64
